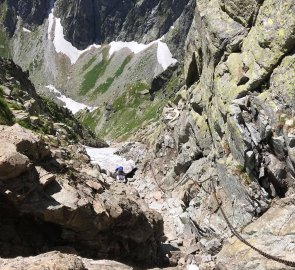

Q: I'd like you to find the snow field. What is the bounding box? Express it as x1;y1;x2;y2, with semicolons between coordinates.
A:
48;10;100;65
46;85;97;114
85;146;135;173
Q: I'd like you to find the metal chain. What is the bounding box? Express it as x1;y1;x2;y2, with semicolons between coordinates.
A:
147;150;295;267
211;182;295;268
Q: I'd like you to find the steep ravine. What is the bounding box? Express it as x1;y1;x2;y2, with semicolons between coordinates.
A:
0;0;294;269
0;59;167;269
122;0;295;269
109;0;295;269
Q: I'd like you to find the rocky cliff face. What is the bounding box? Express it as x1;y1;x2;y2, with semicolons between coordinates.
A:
1;0;295;269
1;0;50;36
125;0;295;268
48;0;194;55
0;58;105;147
182;0;295;197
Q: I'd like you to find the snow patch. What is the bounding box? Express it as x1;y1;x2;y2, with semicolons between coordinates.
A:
109;40;177;70
156;41;177;70
85;146;135;173
48;11;54;38
22;27;31;33
109;41;149;56
46;85;97;114
186;265;199;270
48;10;100;64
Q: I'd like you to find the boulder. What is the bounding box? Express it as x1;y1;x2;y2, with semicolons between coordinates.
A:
82;258;133;270
0;124;50;161
0;142;29;180
0;251;135;270
0;252;85;270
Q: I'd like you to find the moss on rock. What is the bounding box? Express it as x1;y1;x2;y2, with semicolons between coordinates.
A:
0;87;14;125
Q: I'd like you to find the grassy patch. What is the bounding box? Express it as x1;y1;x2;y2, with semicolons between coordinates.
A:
0;1;10;58
93;54;133;96
8;102;23;110
96;80;163;139
95;77;115;95
115;55;132;77
0;29;10;58
80;60;109;95
79;48;111;95
79;108;102;133
82;56;96;72
0;88;14;125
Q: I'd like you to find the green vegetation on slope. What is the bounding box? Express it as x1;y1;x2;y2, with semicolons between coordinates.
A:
0;87;14;125
80;80;162;140
79;70;184;140
0;1;10;58
0;30;10;58
100;81;162;139
82;56;96;72
79;108;102;133
80;60;109;95
93;55;133;96
79;48;111;95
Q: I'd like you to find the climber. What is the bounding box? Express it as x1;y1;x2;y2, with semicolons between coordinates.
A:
114;166;127;183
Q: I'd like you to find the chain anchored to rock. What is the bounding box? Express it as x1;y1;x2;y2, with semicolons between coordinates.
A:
211;182;295;268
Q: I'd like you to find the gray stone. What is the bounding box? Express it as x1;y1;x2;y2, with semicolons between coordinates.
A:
219;0;259;27
199;238;222;255
271;136;287;160
245;150;255;170
245;122;261;146
217;198;295;270
1;86;11;96
0;143;29;180
257;113;272;141
217;162;256;228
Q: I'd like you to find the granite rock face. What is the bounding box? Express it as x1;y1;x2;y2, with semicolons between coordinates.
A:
1;0;51;36
216;196;295;270
128;0;295;268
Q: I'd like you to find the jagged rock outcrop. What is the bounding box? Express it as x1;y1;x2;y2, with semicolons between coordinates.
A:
217;195;295;270
1;0;51;36
0;0;195;141
0;0;294;268
0;123;163;266
0;58;107;147
0;59;164;267
126;0;295;268
1;0;194;58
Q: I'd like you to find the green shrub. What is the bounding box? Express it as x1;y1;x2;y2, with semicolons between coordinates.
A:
0;89;14;125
